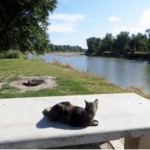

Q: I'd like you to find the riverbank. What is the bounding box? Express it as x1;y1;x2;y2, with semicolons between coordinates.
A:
87;52;150;61
50;51;150;61
0;58;149;99
50;52;85;56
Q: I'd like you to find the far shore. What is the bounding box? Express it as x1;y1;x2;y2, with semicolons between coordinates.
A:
49;51;150;61
86;52;150;61
50;52;85;56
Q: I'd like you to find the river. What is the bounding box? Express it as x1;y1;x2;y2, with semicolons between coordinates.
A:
37;53;150;94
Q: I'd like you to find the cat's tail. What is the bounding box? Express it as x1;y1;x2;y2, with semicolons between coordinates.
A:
43;107;52;116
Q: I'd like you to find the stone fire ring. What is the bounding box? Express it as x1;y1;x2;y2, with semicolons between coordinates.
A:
9;76;57;93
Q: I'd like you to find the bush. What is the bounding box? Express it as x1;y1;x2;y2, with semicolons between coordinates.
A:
0;50;25;59
0;49;26;59
0;53;5;58
5;50;23;58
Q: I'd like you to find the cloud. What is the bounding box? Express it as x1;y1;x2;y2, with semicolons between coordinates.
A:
139;9;150;27
113;9;150;34
108;16;122;22
48;23;76;33
50;13;85;22
48;13;86;33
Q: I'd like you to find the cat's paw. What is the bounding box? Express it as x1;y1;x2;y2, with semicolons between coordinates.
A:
90;120;98;126
43;107;52;115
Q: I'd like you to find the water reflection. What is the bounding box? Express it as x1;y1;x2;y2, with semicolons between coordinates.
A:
86;57;150;93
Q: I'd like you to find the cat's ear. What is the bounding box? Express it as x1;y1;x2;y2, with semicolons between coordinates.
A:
84;100;89;106
94;99;98;104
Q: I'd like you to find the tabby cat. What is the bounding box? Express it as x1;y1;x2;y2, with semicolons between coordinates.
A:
43;99;98;127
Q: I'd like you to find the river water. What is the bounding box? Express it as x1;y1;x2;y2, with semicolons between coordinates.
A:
40;53;150;94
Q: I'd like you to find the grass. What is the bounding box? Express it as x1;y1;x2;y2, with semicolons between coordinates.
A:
0;58;149;99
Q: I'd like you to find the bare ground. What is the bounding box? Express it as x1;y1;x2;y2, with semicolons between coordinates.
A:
9;76;57;93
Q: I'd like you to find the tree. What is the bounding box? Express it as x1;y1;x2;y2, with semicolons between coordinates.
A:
0;0;57;53
136;33;148;52
101;33;114;52
130;34;138;54
145;29;150;52
113;31;130;55
86;37;101;55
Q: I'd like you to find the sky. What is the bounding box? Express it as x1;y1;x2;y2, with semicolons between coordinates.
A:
47;0;150;48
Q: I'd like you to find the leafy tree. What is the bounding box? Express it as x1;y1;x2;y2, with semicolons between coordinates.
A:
0;0;57;53
86;37;101;55
113;31;130;55
101;33;114;52
129;34;138;54
145;29;150;52
129;33;148;54
136;33;148;52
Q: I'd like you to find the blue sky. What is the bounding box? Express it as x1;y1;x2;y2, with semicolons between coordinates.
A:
47;0;150;48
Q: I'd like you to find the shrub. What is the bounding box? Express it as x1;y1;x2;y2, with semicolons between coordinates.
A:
5;49;23;58
0;53;5;58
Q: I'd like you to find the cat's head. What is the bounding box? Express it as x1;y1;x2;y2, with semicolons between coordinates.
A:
84;99;98;115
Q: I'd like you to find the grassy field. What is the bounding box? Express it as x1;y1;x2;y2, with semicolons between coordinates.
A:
0;58;149;99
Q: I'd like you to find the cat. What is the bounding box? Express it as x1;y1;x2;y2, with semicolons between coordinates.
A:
43;99;98;127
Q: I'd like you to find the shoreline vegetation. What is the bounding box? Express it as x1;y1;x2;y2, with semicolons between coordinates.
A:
50;52;85;56
86;52;150;61
86;31;150;61
0;58;149;99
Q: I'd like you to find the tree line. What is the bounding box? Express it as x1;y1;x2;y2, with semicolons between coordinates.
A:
86;30;150;57
50;44;85;52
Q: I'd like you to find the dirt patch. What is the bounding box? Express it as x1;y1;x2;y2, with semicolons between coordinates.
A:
9;76;57;93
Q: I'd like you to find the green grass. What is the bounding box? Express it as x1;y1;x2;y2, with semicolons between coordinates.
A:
0;58;149;99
